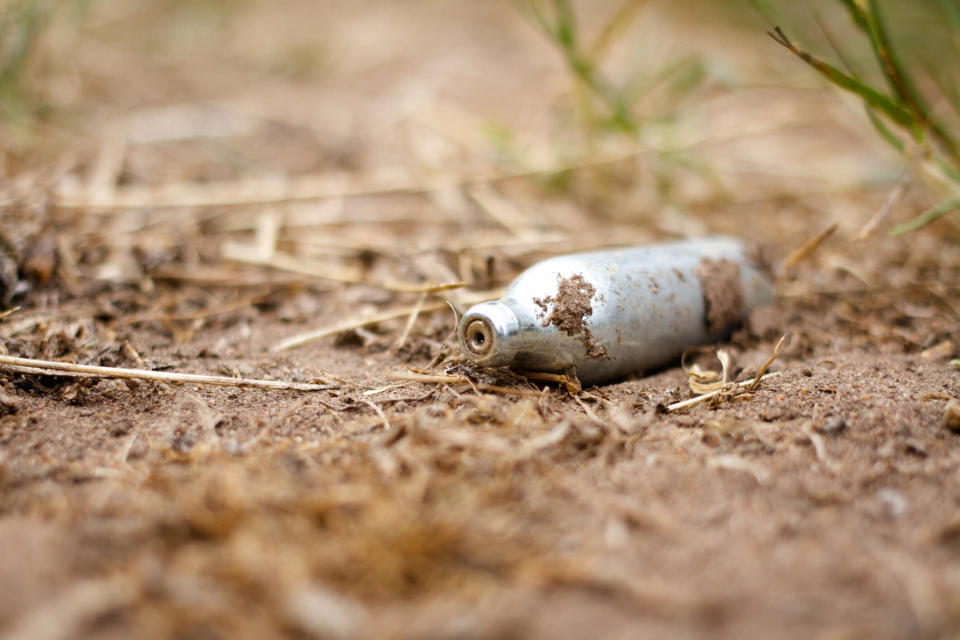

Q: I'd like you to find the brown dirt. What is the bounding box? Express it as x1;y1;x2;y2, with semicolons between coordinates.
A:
535;274;610;360
2;2;960;639
697;258;745;336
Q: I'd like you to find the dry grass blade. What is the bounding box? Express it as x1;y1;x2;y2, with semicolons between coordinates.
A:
393;293;427;350
221;248;365;285
224;245;466;294
784;223;838;269
123;292;273;325
467;185;541;240
272;301;451;351
380;281;468;294
274;289;498;351
0;355;337;391
666;372;782;412
748;334;788;390
148;265;311;289
518;370;581;394
54;150;644;211
858;157;916;239
683;348;731;394
388;370;545;397
362;399;391;431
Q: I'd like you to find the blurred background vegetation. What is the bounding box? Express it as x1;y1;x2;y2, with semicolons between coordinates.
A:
2;0;960;235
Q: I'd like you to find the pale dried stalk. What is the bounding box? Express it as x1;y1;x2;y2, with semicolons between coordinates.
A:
784;223;838;269
224;246;466;294
748;334;788;390
55;150;642;211
272;301;450;351
222;248;365;285
393;293;427;350
467;185;541;240
666;372;782;412
388;370;544;397
859;151;919;240
273;289;497;351
0;355;336;391
363;399;391;431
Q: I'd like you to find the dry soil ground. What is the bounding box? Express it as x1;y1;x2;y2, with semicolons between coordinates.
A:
2;2;960;639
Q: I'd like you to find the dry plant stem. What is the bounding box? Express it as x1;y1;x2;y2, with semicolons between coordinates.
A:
54;150;643;211
518;370;581;394
123;292;273;324
222;249;364;286
859;156;917;239
572;394;601;422
226;246;466;294
272;301;451;351
467;185;541;240
393;293;427;350
749;334;788;390
273;289;499;351
666;372;782;412
0;355;337;391
362;399;391;431
149;265;311;289
784;223;838;269
388;370;545;397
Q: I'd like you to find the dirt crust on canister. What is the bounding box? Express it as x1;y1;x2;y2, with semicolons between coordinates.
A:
696;258;744;335
535;274;609;359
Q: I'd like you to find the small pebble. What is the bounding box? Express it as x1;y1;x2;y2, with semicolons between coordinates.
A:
943;400;960;434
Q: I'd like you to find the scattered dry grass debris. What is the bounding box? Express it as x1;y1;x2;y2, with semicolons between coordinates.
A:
1;2;959;639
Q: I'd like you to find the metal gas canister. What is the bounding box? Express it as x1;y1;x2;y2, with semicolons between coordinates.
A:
458;237;774;385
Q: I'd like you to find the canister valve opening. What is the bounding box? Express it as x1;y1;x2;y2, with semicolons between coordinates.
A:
463;318;493;357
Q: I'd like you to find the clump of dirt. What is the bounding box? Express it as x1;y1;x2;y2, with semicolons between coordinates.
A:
696;258;744;335
535;274;609;359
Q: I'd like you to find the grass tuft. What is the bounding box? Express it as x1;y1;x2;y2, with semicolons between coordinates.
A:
759;0;960;234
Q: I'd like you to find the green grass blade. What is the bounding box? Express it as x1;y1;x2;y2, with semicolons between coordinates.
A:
889;193;960;235
864;0;960;162
768;27;914;128
864;104;905;153
837;0;870;33
936;0;960;32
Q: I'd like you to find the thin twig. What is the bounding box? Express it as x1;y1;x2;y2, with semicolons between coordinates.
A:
748;334;788;390
0;355;336;391
666;372;782;412
53;150;643;211
388;370;545;397
273;289;497;351
393;293;427;350
859;154;917;239
784;223;838;269
518;370;581;394
123;292;272;325
272;301;450;351
363;399;391;432
467;185;541;240
224;246;466;293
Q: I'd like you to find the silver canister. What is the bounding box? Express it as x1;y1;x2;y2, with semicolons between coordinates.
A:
458;237;774;385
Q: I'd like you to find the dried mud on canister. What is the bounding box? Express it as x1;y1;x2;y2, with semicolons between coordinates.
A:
458;237;774;385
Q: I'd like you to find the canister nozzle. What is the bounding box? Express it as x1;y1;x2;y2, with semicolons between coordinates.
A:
458;301;521;367
463;318;494;357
